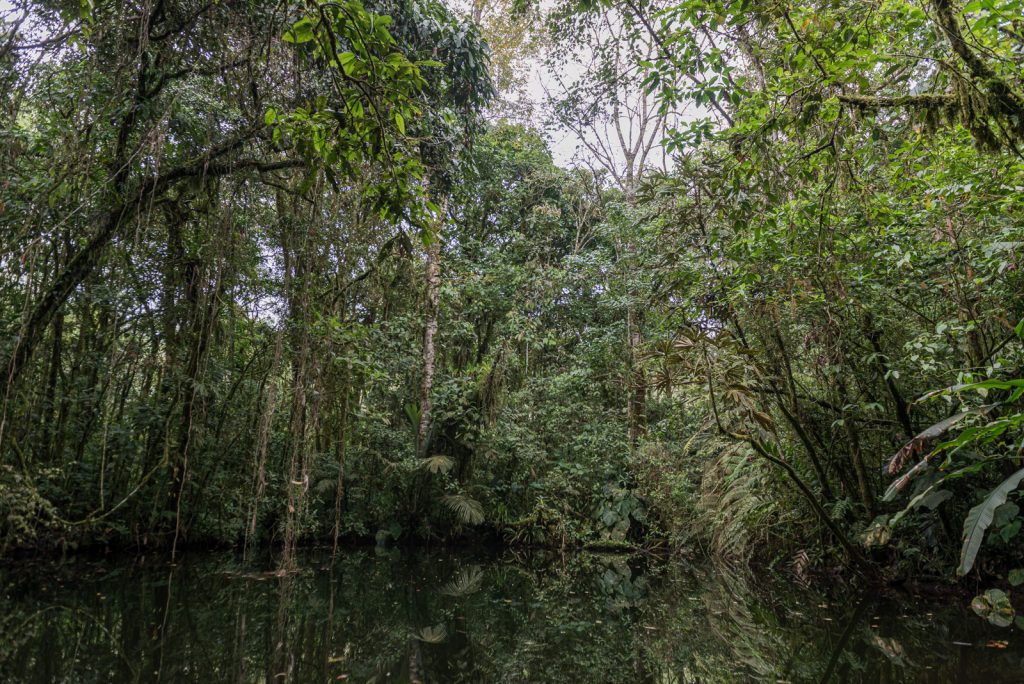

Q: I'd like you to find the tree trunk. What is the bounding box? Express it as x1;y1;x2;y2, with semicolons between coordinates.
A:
41;310;63;461
417;199;446;457
627;307;646;446
332;383;350;558
2;208;124;388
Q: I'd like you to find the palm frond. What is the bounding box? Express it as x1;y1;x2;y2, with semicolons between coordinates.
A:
420;454;455;475
414;623;447;643
442;494;485;525
441;565;484;597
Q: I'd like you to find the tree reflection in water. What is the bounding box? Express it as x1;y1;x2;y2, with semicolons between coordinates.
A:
1;550;1022;682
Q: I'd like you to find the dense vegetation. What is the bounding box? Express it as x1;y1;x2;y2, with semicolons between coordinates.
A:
1;0;1023;606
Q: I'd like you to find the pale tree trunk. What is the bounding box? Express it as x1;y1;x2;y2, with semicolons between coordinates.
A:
623;158;647;449
279;185;316;570
417;198;446;457
244;333;283;559
627;307;646;445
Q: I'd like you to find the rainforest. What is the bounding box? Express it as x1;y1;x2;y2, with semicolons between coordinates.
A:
1;0;1024;680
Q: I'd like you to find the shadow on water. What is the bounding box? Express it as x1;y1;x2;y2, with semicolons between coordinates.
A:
1;549;1023;682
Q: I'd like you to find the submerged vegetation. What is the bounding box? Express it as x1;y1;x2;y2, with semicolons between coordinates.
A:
1;0;1024;623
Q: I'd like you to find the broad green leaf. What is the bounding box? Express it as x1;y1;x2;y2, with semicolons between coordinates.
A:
959;468;1024;576
1009;568;1024;586
283;16;315;44
971;588;1015;627
890;487;951;527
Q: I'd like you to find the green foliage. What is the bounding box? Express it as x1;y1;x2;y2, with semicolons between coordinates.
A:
0;466;63;554
271;1;433;217
959;469;1024;576
971;587;1016;628
593;486;646;541
2;0;1024;614
441;493;485;525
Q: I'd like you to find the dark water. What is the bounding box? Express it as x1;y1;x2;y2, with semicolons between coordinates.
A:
1;549;1022;683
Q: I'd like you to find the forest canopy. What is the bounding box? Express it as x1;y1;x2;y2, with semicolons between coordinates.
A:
1;0;1023;602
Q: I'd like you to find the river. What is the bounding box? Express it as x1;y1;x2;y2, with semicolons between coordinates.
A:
1;548;1022;682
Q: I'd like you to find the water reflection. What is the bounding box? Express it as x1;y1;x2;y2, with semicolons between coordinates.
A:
1;549;1022;682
